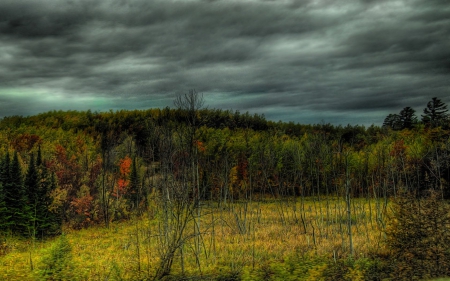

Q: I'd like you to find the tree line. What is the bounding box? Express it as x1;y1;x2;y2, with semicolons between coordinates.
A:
0;95;449;237
383;97;449;130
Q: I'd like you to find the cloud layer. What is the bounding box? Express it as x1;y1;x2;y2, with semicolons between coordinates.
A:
1;0;449;125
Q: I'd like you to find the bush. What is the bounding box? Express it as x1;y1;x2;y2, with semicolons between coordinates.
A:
386;190;450;280
38;234;75;281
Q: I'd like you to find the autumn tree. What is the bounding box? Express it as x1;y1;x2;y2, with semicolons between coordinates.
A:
25;153;39;236
24;152;61;236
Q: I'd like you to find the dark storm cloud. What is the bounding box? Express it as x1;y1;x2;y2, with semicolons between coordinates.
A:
0;0;449;125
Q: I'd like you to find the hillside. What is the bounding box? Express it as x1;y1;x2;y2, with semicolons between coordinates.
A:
1;94;450;280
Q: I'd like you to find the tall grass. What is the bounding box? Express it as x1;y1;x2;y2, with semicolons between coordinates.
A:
0;196;387;280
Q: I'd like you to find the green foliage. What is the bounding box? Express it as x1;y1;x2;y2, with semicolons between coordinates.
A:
386;191;450;280
242;254;329;281
38;234;75;281
4;151;30;236
422;97;449;128
127;157;141;212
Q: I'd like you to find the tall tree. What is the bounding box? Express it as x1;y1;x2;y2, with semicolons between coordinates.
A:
25;153;39;237
422;97;449;128
127;157;141;212
398;107;417;130
382;114;401;130
0;153;11;232
5;152;29;235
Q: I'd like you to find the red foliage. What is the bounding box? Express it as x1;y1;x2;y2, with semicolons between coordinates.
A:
112;156;131;198
88;156;102;193
48;145;82;198
237;155;248;182
390;140;406;158
70;192;94;229
195;140;206;153
11;133;42;152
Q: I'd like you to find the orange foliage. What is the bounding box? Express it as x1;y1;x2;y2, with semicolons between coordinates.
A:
390;140;406;157
11;133;42;152
195;140;206;153
113;156;132;198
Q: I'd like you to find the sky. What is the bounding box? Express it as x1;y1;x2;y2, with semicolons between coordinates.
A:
0;0;449;126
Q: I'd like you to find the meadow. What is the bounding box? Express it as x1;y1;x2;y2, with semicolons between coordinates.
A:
1;196;388;281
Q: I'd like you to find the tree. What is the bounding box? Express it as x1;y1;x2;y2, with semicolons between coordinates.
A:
40;234;74;281
0;153;11;232
5;152;29;235
25;153;39;237
398;107;417;130
422;97;449;128
382;114;401;130
386;191;450;280
0;182;8;233
127;157;141;212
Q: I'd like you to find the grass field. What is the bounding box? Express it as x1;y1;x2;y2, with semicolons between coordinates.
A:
1;196;391;280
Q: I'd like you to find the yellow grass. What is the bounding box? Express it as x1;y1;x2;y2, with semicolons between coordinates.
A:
0;197;388;280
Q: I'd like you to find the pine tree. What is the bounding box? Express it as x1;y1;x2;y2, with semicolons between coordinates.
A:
398;107;417;130
422;97;449;128
35;155;61;237
386;191;450;280
0;182;8;233
127;157;141;212
5;152;29;236
0;154;11;232
36;145;43;167
25;153;39;238
382;114;401;130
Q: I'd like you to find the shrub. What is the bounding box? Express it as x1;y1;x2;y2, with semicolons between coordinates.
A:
39;234;75;281
385;190;450;280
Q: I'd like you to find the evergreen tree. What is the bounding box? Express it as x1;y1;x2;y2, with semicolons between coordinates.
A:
0;154;11;231
5;152;29;235
37;145;43;167
41;169;61;236
399;107;417;130
25;153;57;237
382;114;401;130
386;191;450;279
127;157;140;212
25;153;39;237
0;152;11;190
0;182;8;233
25;154;39;204
33;153;61;237
422;97;449;128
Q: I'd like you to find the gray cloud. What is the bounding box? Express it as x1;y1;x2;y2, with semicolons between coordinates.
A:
0;0;449;125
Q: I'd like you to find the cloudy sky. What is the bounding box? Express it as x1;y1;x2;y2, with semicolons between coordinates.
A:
0;0;449;126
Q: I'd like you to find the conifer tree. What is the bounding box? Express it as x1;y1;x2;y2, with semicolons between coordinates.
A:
386;191;450;279
422;97;449;128
382;114;401;130
37;145;42;167
36;154;61;237
42;171;62;236
25;153;39;237
0;182;8;233
5;152;29;235
127;157;140;212
398;107;417;130
25;154;38;202
0;154;11;231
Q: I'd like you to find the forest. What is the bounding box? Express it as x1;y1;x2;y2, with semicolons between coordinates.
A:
1;93;450;281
